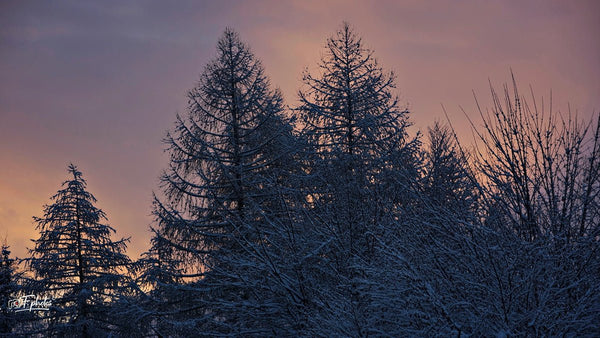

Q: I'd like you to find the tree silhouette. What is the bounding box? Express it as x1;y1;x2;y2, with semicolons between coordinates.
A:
146;28;300;335
296;22;420;335
27;164;132;337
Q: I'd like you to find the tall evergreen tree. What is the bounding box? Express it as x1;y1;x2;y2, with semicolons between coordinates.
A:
297;22;419;335
130;222;190;336
0;243;20;335
377;122;481;335
421;121;478;220
146;28;301;335
26;164;132;337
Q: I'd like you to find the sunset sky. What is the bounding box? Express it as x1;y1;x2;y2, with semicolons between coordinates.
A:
1;0;599;259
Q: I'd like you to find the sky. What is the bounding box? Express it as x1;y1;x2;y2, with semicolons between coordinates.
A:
1;0;599;259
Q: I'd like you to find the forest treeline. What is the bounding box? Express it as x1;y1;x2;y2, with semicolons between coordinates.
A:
1;23;599;337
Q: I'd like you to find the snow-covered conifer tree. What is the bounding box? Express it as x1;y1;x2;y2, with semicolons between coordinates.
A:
0;243;21;335
296;22;419;335
26;164;132;337
145;28;303;335
421;121;478;220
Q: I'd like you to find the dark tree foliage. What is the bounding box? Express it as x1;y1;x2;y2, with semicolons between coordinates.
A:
382;78;600;336
26;164;132;337
297;22;420;336
142;28;302;335
466;77;600;334
6;24;592;338
0;243;21;335
421;121;478;218
472;76;600;242
128;223;191;336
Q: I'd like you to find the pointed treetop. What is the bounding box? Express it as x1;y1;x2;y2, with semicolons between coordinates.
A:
222;27;238;41
67;163;83;180
212;27;256;73
339;21;357;43
64;163;88;191
216;27;245;54
50;163;96;205
1;245;9;259
327;21;365;60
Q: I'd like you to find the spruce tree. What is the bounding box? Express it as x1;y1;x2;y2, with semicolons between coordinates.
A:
146;28;300;335
0;243;20;335
26;164;131;337
421;121;477;219
297;22;419;335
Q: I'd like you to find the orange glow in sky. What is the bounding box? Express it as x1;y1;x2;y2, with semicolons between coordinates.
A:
1;0;599;259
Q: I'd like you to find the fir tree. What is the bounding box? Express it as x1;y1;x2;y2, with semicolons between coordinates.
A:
26;164;132;337
421;121;478;220
296;22;419;335
146;28;300;335
0;243;20;335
